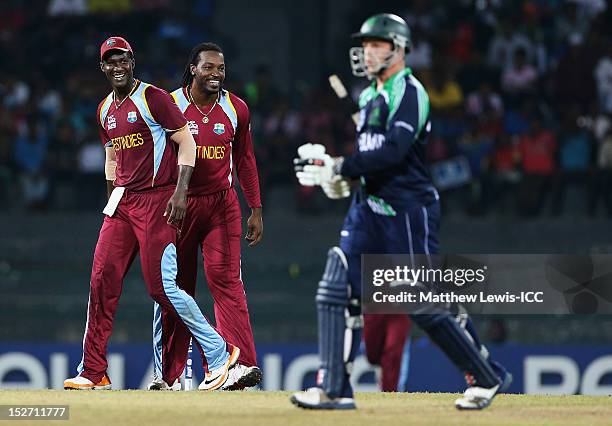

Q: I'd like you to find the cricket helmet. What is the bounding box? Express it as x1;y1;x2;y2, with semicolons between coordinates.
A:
349;13;411;78
352;13;412;52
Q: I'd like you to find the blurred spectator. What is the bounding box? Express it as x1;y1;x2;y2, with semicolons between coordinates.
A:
503;98;536;137
48;121;78;209
458;119;494;178
430;107;467;156
403;0;438;34
36;81;63;120
484;134;521;213
555;1;592;42
261;99;302;187
487;18;534;71
448;21;475;64
553;34;598;110
3;77;30;110
466;81;503;117
245;65;282;117
88;0;131;14
426;66;463;113
47;0;87;16
404;26;432;71
594;43;612;113
501;48;537;102
552;108;593;215
0;131;14;208
457;119;494;214
486;319;508;344
76;134;106;210
13;121;49;210
516;115;556;216
591;128;612;215
457;51;498;95
581;103;611;144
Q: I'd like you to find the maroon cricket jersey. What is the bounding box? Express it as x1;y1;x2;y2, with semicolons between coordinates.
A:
97;80;187;191
170;87;261;208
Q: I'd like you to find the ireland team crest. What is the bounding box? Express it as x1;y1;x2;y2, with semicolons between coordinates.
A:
213;123;225;135
127;111;137;123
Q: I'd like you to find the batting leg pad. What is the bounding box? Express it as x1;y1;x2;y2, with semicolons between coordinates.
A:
449;307;512;388
315;247;363;399
412;312;500;389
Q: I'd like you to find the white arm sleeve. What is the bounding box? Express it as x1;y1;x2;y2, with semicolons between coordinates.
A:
105;147;117;181
170;125;196;167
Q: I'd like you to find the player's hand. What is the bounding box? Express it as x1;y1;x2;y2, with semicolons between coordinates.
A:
321;175;351;199
245;207;263;247
297;142;327;160
164;189;187;225
294;143;334;186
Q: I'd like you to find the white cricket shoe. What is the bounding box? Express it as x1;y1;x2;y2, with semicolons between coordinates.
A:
198;345;240;391
147;377;181;391
290;387;356;410
221;364;263;391
64;374;112;390
455;383;500;410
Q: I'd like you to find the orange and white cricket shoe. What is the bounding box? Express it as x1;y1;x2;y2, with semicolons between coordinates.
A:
64;374;112;390
198;345;240;391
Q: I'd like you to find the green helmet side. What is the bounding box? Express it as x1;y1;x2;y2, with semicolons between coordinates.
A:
351;13;412;52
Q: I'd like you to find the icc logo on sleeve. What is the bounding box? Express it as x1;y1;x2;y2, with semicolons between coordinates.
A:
107;114;116;130
127;111;137;123
188;121;199;135
213;123;225;135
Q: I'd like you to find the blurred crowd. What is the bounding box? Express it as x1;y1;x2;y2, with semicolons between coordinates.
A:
402;0;612;217
0;0;611;217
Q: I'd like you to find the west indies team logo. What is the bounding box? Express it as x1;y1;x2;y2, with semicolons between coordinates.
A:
106;38;116;47
127;111;137;123
213;123;225;135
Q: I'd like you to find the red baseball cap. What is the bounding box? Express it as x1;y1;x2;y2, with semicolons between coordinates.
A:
100;36;133;61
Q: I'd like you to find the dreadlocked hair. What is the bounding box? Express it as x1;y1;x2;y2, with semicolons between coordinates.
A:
181;42;223;88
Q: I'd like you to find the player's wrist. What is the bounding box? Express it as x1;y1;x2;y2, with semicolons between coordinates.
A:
332;157;345;177
173;186;188;197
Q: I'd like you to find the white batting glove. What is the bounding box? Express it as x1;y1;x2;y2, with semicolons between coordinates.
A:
297;143;327;160
294;143;334;186
321;175;351;199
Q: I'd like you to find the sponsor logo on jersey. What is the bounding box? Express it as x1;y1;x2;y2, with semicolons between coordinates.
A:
213;123;225;135
188;120;199;135
127;111;137;123
366;195;397;217
196;145;226;160
107;114;116;130
111;132;145;151
358;132;385;152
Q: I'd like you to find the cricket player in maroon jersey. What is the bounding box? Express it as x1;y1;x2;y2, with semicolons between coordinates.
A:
64;37;249;391
363;314;412;391
149;42;263;391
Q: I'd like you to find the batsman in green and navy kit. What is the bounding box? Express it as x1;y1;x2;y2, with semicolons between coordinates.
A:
291;14;511;410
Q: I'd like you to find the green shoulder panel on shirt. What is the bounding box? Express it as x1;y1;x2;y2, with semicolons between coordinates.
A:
384;68;412;129
359;86;376;109
409;74;430;137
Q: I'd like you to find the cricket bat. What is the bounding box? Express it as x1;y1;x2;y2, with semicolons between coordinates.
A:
328;74;360;125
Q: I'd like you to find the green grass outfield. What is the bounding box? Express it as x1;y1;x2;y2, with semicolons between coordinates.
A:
1;391;611;426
